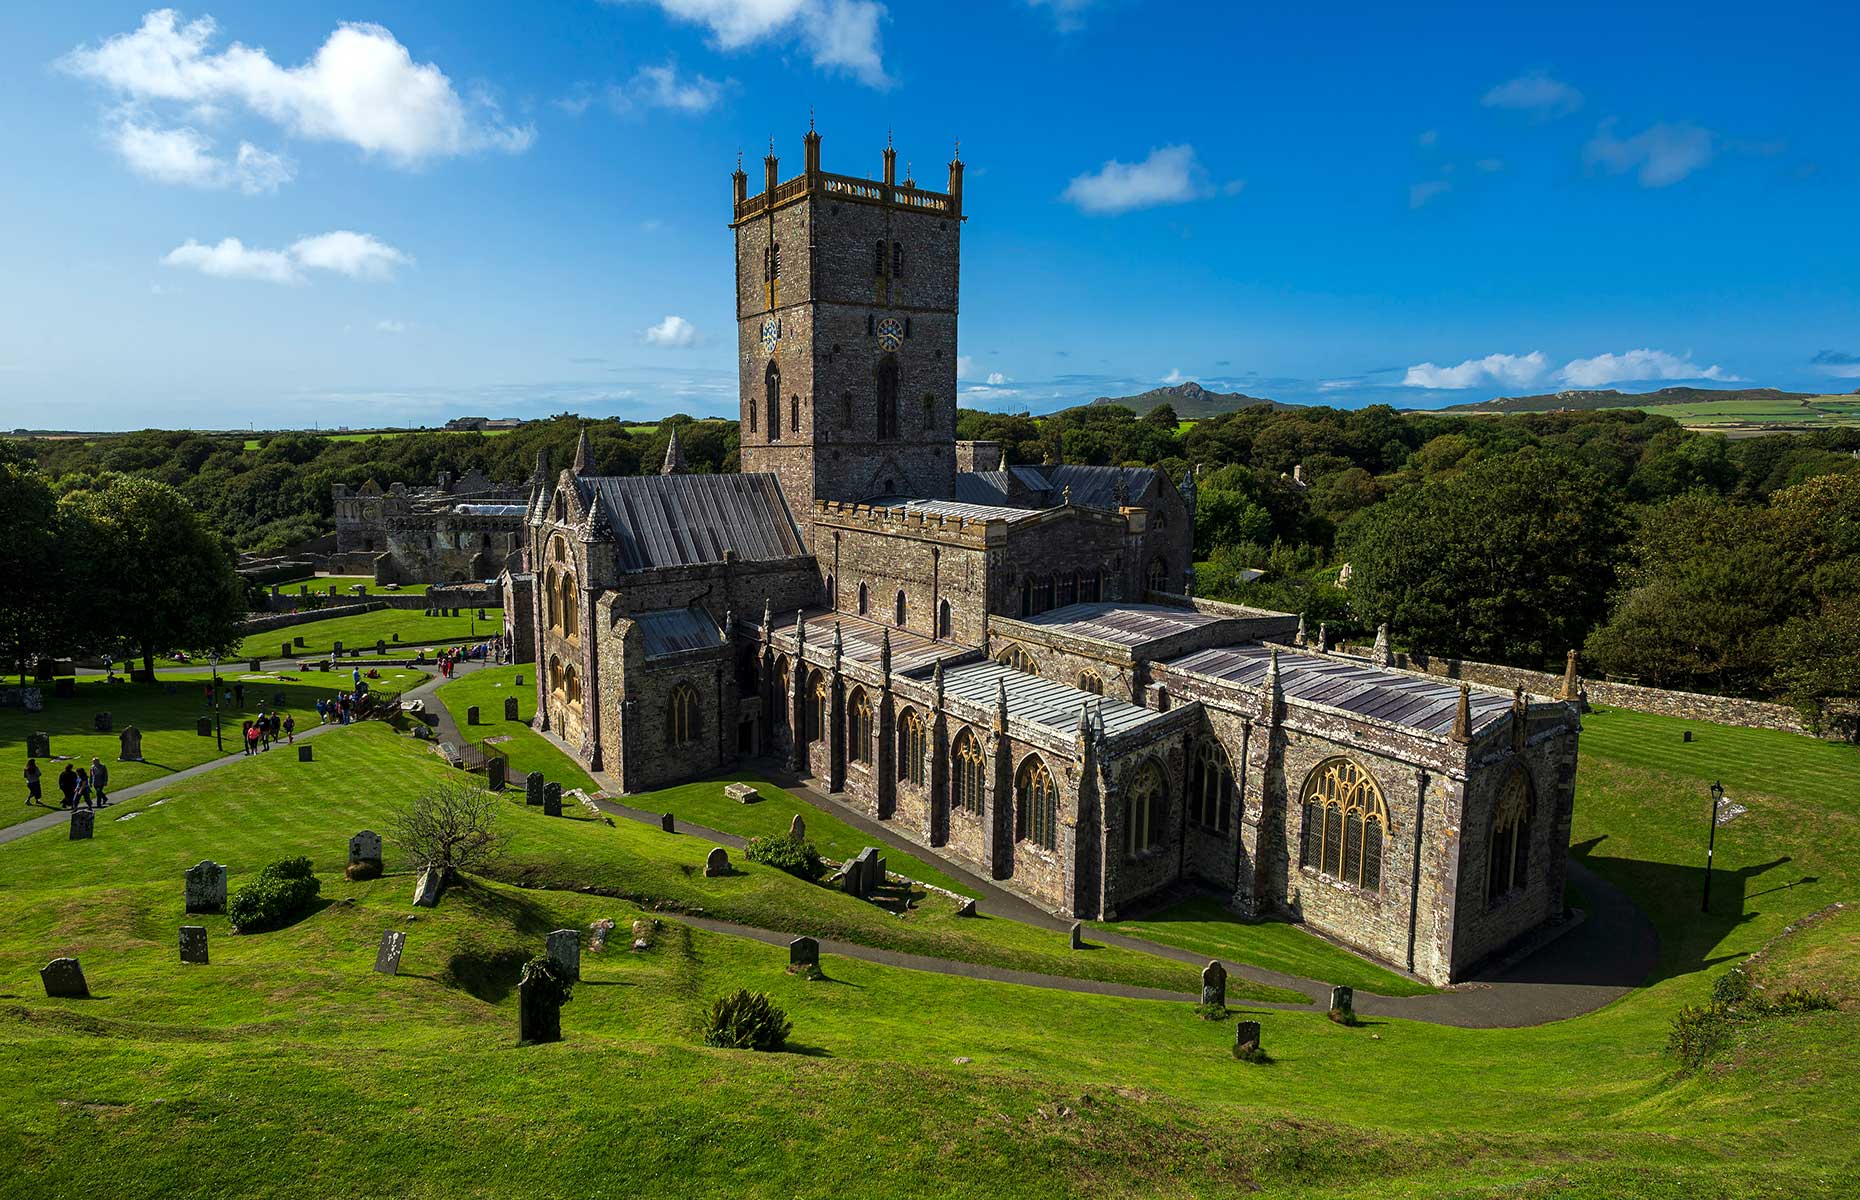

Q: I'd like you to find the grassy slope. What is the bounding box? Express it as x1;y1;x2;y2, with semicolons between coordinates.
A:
431;665;596;792
0;670;423;831
1;709;1857;1196
228;607;503;661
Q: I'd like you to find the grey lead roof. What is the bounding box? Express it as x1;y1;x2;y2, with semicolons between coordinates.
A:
940;659;1164;737
765;608;960;675
953;472;1014;506
950;464;1162;512
868;497;1045;524
636;608;720;658
1162;644;1517;736
1018;602;1224;647
574;473;805;571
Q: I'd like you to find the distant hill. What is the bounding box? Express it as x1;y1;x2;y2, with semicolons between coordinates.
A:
1438;386;1819;415
1090;380;1293;420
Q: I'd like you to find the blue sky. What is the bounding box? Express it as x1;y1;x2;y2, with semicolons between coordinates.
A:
2;1;1856;431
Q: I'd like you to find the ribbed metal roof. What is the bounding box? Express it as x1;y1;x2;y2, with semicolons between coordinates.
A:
869;497;1045;524
1019;602;1223;647
575;474;805;571
954;472;1015;506
1162;644;1516;736
941;659;1164;737
765;608;964;675
636;608;721;658
1045;464;1159;509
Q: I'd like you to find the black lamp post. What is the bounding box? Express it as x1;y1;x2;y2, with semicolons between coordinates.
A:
209;655;224;752
1702;779;1724;912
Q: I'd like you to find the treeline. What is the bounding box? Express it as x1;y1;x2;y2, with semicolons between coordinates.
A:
19;415;738;555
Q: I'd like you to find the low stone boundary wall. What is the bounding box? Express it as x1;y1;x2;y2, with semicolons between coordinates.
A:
239;602;385;635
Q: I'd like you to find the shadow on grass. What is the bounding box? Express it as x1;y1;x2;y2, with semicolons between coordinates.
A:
235;896;337;936
781;1041;833;1058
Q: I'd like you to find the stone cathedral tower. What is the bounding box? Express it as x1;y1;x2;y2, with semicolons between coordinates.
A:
734;128;964;539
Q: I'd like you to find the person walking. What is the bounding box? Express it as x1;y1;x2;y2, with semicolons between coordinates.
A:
57;764;77;808
71;765;90;808
284;713;295;744
352;666;362;689
244;722;259;756
315;697;327;725
89;757;109;807
268;712;282;744
234;681;245;708
23;758;42;806
203;680;215;706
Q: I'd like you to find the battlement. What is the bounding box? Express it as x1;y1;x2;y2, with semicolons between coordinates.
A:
732;129;964;225
810;498;1002;545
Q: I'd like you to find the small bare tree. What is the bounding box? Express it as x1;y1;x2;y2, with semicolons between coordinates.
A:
390;780;510;883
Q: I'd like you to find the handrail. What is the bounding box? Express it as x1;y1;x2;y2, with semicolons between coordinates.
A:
736;172;955;221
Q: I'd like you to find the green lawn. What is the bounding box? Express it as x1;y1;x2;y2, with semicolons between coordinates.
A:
274;575;435;596
224;607;503;662
241;428;514;449
1;706;1857;1196
0;670;424;831
1097;895;1434;996
432;665;598;794
1600;395;1860;433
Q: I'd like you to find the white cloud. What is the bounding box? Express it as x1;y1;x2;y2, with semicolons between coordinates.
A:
627;62;724;113
61;10;533;169
1409;179;1451;209
1558;348;1742;387
1161;368;1184;384
375;318;406;334
110;117;293;193
1482;71;1583;116
1584;119;1714;187
627;0;889;87
1063;145;1209;215
1402;352;1549;389
644;314;699;347
1811;351;1860;379
985;372;1007;386
162;229;410;285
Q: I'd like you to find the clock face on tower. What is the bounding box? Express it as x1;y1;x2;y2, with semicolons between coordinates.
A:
760;317;780;352
877;316;904;352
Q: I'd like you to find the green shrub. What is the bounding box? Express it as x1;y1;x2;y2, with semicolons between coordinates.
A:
1711;966;1753;1007
1764;987;1837;1016
519;955;574;1006
228;856;322;933
743;833;825;882
701;989;792;1051
1667;1003;1734;1071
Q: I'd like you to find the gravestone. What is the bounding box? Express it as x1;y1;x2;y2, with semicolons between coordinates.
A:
119;726;144;761
69;810;94;840
504;696;520;721
374;930;406;975
196;717;212;737
375;640;386;655
487;758;506;791
660;812;675;833
725;783;759;804
185;861;227;913
789;814;805;841
1682;730;1694;743
631;918;654;951
525;771;545;807
542;784;562;818
955;898;977;918
1235;1021;1263;1058
515;674;523;686
282;642;293;659
179;925;209;965
26;732;49;758
705;847;730;877
1329;985;1354;1017
789;936;819;968
40;957;88;998
349;830;383;865
248;659;261;672
517;968;562;1045
93;711;112;732
845;847;881;899
546;928;581;980
298;745;313;762
333;641;343;654
295;636;305;647
467;706;480;726
412;867;443;908
1201;961;1227;1007
392;632;399;642
587;919;615;953
54;678;76;698
1070;921;1085;950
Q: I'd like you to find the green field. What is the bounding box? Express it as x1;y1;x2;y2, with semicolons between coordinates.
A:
1604;394;1860;434
2;704;1857;1197
241;429;514;450
221;607;503;662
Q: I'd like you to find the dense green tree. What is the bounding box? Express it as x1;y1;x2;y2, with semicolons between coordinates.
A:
0;453;64;683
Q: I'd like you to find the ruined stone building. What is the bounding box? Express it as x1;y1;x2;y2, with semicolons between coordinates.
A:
331;469;528;582
515;131;1581;985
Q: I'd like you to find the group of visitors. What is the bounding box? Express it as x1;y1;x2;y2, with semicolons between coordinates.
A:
315;685;369;727
435;642;498;679
21;757;109;808
242;709;295;755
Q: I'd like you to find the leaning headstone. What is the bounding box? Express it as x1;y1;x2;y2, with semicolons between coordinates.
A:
185;860;227;912
466;705;480;726
515;674;523;686
69;810;94;840
1234;1021;1263;1059
1329;985;1355;1018
725;782;759;804
546;928;581;980
542;784;563;818
196;716;212;737
525;771;545;807
789;936;819;968
294;636;306;647
119;725;144;761
374;930;406;975
94;711;113;732
412;867;443;908
349;830;383;865
1069;921;1085;950
955;898;977;918
1201;960;1227;1007
282;642;293;659
40;958;88;998
298;744;313;762
179;926;209;964
587;918;615;953
517;966;562;1045
705;847;730;877
26;732;49;758
660;812;675;833
789;813;805;841
504;696;520;721
487;758;506;792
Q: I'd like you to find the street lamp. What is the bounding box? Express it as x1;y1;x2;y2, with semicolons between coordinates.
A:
209;655;223;752
1702;779;1724;912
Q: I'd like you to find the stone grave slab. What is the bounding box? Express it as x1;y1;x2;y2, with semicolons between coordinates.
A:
185;861;227;912
179;926;208;964
40;957;88;998
374;930;406;975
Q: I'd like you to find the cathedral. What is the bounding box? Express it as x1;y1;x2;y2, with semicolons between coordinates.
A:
515;130;1581;986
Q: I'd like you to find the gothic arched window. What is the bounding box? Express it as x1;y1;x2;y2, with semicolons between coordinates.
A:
894;590;907;628
937;599;953;638
1191;738;1235;834
898;708;925;786
1300;758;1388;892
874;240;886;277
1081;570;1102;603
1032;576;1053;613
806;672;828;744
997;644;1038;675
952;729;985;816
563;664;582;707
765;361;781;442
1078;671;1105;696
1124;760;1165;856
790;394;799;432
771;658;791;734
857;583;869;615
876;356;899;440
847;688;873;765
1146;556;1169;594
667;683;700;747
1016;755;1058;851
1487;768;1533;906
